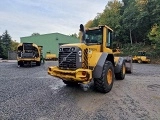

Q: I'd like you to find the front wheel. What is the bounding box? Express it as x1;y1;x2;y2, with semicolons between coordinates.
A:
94;61;114;93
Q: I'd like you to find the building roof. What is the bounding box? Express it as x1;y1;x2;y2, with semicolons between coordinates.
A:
20;32;79;42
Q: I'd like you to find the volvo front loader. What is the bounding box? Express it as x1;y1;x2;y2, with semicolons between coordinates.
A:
17;43;43;67
48;24;131;93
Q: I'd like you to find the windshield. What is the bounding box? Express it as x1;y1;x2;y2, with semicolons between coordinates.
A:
85;28;102;44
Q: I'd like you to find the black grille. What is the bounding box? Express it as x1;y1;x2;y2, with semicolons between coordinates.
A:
22;53;34;58
58;52;77;69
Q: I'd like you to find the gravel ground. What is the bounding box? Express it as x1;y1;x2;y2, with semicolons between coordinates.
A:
0;61;160;120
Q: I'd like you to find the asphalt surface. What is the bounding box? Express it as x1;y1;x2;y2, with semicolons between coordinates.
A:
0;61;160;120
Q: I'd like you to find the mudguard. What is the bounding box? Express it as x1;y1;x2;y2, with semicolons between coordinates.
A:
93;53;114;78
114;57;125;73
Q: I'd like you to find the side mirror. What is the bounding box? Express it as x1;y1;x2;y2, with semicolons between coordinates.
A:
79;24;86;43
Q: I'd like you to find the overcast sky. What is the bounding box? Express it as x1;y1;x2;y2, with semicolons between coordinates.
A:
0;0;111;42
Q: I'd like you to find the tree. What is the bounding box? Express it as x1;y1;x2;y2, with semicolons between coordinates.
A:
11;40;19;51
85;20;93;29
148;23;160;44
31;33;40;36
70;33;78;38
0;36;4;58
1;30;12;58
122;1;139;45
90;13;101;27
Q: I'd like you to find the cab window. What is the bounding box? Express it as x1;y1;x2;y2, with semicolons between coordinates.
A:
106;30;112;48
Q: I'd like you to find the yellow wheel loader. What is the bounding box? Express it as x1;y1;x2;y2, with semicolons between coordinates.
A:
132;51;151;63
17;43;43;67
45;52;58;61
48;24;132;93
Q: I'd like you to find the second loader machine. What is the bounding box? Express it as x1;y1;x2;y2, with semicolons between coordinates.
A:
48;24;132;93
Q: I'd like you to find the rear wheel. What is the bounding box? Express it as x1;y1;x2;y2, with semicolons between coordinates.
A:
36;61;41;66
115;61;125;80
94;61;114;93
18;61;24;67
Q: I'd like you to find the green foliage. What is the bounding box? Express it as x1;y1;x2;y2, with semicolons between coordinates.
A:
11;40;19;51
0;36;5;58
31;33;40;36
148;23;160;50
0;30;19;59
1;30;12;58
85;20;93;28
90;13;101;27
99;0;122;31
70;33;78;38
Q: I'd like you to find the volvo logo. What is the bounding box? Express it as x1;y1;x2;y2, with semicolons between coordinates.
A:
63;57;67;61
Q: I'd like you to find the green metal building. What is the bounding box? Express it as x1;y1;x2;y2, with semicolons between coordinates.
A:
20;33;79;58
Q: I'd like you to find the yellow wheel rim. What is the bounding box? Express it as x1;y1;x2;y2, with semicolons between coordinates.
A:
122;64;125;75
107;69;112;85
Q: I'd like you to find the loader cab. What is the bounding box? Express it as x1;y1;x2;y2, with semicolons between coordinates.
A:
83;25;114;54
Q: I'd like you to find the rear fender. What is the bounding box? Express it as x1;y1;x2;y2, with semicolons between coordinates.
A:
93;53;114;78
114;57;125;73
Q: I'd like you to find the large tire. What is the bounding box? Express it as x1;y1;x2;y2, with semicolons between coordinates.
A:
94;61;114;93
63;80;78;86
115;61;125;80
36;61;41;66
18;61;24;67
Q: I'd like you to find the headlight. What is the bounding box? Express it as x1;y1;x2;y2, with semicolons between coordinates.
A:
59;48;62;52
71;47;75;51
78;50;82;56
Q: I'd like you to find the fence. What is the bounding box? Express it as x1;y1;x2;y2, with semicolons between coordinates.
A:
8;51;17;60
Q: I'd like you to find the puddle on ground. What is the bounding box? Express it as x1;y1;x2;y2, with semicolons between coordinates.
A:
49;81;65;91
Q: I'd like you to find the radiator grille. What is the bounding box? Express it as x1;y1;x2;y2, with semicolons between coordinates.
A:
22;53;34;58
58;52;77;69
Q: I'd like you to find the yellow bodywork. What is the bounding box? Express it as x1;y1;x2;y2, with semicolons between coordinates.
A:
50;43;102;82
48;66;92;83
17;57;41;62
45;52;57;60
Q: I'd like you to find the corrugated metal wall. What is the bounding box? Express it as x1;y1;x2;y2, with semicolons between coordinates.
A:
20;33;79;58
